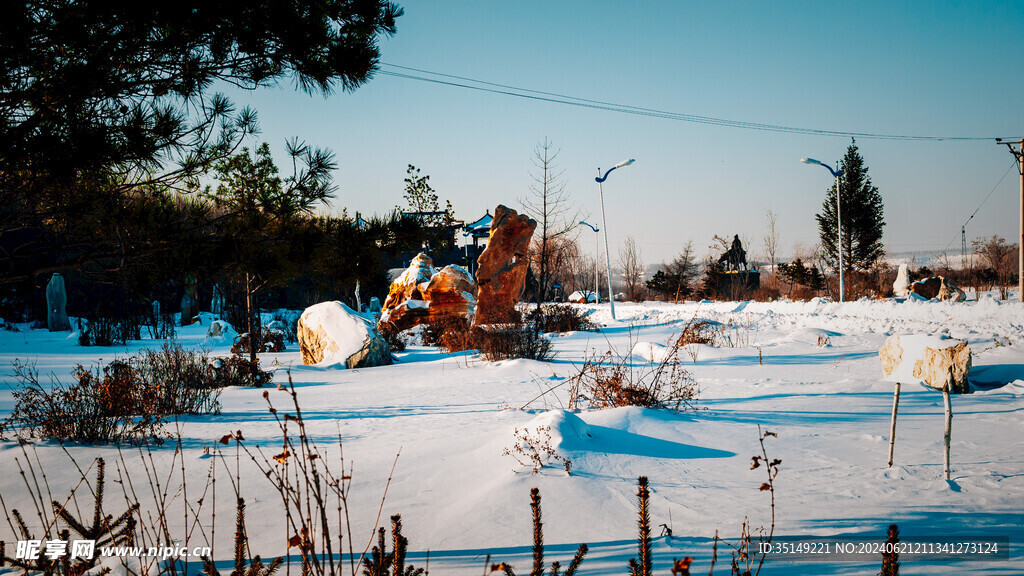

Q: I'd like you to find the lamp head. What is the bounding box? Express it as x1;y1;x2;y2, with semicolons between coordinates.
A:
614;158;636;169
800;157;821;166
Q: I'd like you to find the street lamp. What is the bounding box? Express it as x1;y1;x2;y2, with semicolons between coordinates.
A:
579;221;600;303
801;157;845;302
595;158;635;320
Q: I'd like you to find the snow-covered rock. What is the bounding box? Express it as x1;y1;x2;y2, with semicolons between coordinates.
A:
568;290;599;303
631;341;671;363
207;319;234;339
893;263;910;297
911;277;941;300
937;277;967;302
298;301;392;368
379;255;477;333
879;334;971;393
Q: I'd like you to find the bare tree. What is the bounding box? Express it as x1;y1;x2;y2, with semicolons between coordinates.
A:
763;210;779;279
972;235;1017;295
619;236;646;302
521;139;582;304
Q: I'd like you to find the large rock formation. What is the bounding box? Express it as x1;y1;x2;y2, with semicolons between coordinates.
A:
879;334;971;393
473;205;537;326
914;340;972;393
380;253;436;317
298;301;392;368
46;273;70;331
892;263;910;297
908;276;966;302
910;277;941;300
378;254;477;333
937;277;967;302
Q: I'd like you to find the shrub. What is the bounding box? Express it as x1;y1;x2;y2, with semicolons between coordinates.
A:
676;319;720;347
502;425;565;474
211;354;274;388
77;314;143;346
475;324;553;361
146;307;177;340
1;344;271;443
422;314;473;352
135;343;223;412
231;330;286;354
3;360;168;444
525;304;598;333
422;311;554;361
569;336;698;412
380;323;408;352
750;286;780;302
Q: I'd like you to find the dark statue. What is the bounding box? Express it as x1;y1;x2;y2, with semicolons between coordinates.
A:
718;234;747;271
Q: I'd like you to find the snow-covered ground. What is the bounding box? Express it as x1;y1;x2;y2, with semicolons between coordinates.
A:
2;296;1023;575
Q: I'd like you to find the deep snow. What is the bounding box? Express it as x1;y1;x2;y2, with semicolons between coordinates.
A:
1;297;1023;575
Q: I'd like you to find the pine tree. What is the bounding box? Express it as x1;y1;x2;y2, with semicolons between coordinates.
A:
815;139;885;274
209;142;335;362
1;1;402;284
646;243;697;302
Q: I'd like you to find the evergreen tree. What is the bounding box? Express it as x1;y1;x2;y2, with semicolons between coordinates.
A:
209;141;335;361
1;1;402;284
399;164;455;254
815;139;885;274
646;242;697;302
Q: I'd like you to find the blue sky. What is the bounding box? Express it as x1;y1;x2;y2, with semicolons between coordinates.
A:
226;1;1024;265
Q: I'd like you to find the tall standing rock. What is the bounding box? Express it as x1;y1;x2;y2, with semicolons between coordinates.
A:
46;273;71;331
473;205;537;326
892;263;910;297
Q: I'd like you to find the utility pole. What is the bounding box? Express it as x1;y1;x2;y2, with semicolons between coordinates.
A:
997;139;1024;302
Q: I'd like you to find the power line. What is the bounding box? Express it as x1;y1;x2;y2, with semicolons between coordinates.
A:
379;63;1006;142
941;158;1018;254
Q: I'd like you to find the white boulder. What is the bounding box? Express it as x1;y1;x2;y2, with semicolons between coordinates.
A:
297;301;392;368
879;334;971;393
893;263;910;297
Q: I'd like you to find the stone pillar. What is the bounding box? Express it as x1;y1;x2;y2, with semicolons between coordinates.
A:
211;284;224;317
180;294;196;326
46;273;71;331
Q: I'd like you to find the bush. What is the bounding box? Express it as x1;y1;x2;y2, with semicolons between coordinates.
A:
3;360;168;444
77;314;143;346
379;323;408;352
421;311;554;361
422;314;474;352
676;319;720;347
211;354;274;388
568;336;698;412
1;344;273;443
475;324;553;361
525;304;599;333
231;330;286;354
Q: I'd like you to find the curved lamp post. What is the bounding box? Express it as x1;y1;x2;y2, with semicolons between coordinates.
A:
595;158;635;319
578;221;600;303
801;157;845;302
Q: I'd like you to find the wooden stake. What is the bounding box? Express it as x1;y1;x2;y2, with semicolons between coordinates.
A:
943;386;953;480
887;382;901;468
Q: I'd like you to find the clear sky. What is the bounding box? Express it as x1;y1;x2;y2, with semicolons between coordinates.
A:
226;0;1024;266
